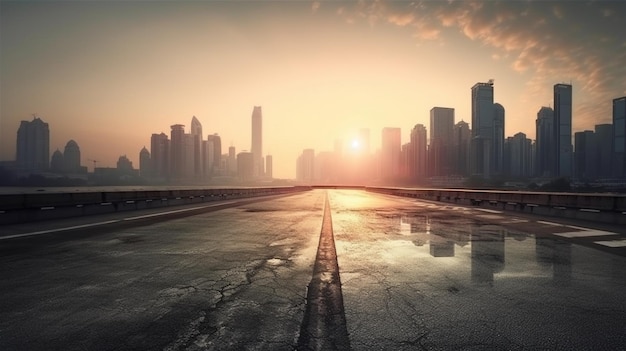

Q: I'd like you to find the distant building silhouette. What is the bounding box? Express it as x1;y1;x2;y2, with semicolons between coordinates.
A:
574;130;595;180
409;124;427;180
170;124;185;179
16;116;49;171
594;124;613;179
535;106;554;177
63;140;81;173
150;132;170;180
429;107;454;177
470;81;495;178
381;128;401;181
117;155;134;172
266;155;273;179
505;132;532;177
251;106;263;177
554;83;573;177
453;121;470;176
207;134;222;175
613;96;626;178
139;146;151;178
493;103;505;175
296;149;315;183
50;149;64;173
237;151;253;180
190;116;204;180
228;146;237;175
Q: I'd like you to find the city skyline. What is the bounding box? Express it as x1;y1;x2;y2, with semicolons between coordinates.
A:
2;1;625;179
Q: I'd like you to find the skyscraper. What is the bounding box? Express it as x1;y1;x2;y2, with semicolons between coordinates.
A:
381;128;401;181
139;146;151;178
207;134;222;175
493;103;505;175
554;83;573;177
297;149;315;183
574;130;595;180
506;132;532;178
16;116;50;171
453;121;471;176
595;124;613;179
470;81;494;178
410;124;427;180
613;96;626;178
150;133;170;180
535;107;554;177
429;107;454;176
251;106;263;177
170;124;185;179
190;116;203;179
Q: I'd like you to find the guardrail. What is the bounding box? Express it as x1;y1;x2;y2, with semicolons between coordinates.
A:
366;187;626;225
0;186;311;225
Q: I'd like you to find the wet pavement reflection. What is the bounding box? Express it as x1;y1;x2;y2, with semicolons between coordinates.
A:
330;189;626;350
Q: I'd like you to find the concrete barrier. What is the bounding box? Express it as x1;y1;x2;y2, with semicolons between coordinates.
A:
0;186;310;225
366;187;626;225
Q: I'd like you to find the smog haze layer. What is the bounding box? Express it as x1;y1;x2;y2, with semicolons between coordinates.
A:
1;1;625;178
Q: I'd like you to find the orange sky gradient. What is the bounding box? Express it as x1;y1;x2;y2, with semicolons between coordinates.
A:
1;1;625;179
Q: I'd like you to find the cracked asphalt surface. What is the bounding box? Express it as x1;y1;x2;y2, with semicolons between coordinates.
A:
1;189;625;350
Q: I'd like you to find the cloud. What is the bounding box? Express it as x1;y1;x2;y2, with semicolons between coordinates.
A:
333;0;626;133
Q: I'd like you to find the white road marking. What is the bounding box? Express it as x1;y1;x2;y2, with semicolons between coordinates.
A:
594;240;626;248
476;208;503;214
555;230;618;238
0;220;121;240
537;221;563;227
1;201;241;241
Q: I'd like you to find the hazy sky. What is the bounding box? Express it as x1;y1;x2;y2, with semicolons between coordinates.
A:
1;0;625;179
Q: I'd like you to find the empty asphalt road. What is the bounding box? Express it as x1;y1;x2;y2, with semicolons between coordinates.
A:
1;189;625;350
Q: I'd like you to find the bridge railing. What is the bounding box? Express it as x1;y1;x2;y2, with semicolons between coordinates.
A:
0;186;311;225
366;186;626;225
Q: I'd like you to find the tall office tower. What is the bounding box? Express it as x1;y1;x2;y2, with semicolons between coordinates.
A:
16;116;50;170
429;107;455;176
493;103;505;175
228;146;237;175
594;124;613;179
613;96;626;178
190;116;203;179
296;149;315;183
63;140;81;173
507;133;532;178
266;155;273;179
381;127;401;181
535;107;554;177
170;124;186;179
333;139;343;182
251;106;263;177
453;121;471;176
151;133;170;180
400;143;410;178
410;124;428;180
554;83;573;177
117;155;133;170
183;133;195;179
139;146;151;178
574;131;595;180
207;134;222;175
470;81;494;178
